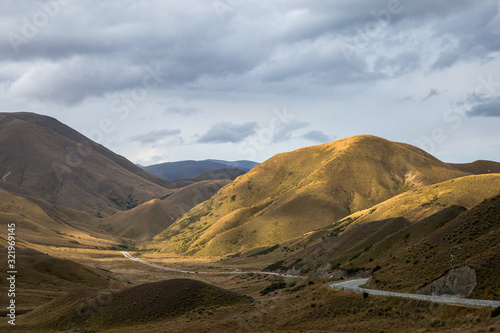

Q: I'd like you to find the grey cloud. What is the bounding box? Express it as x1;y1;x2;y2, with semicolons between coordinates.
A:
272;119;309;143
430;1;500;70
422;89;439;101
1;0;499;106
373;52;421;78
303;130;333;143
6;56;151;105
198;122;258;144
165;106;200;116
467;96;500;117
132;129;181;145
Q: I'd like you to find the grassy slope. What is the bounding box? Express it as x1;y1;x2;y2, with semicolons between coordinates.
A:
337;174;500;227
11;275;500;333
372;191;500;299
449;160;500;174
0;248;122;312
144;135;469;256
90;180;231;243
0;112;173;216
21;278;251;330
92;199;181;243
0;188;122;248
259;175;500;299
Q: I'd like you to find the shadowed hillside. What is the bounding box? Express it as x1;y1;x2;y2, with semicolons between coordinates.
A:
261;175;500;299
371;191;500;299
21;278;251;330
0;247;122;313
91;179;232;243
172;168;246;187
144;135;470;256
449;160;500;174
144;160;257;181
0;112;173;216
0;188;122;248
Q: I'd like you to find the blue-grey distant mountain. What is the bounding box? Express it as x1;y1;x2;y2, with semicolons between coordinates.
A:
205;159;260;171
143;160;259;181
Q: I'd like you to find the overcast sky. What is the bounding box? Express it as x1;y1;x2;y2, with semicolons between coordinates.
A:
2;0;500;165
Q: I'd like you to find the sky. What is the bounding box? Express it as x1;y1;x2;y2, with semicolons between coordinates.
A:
1;0;500;165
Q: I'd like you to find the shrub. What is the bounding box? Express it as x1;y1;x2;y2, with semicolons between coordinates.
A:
260;279;286;295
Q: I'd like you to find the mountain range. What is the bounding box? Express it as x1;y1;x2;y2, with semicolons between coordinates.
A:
0;112;250;246
0;112;499;320
142;159;258;181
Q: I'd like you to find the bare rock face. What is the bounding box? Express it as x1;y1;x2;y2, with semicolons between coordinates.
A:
419;266;477;297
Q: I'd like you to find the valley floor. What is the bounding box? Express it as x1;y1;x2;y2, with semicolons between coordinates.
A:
3;246;499;333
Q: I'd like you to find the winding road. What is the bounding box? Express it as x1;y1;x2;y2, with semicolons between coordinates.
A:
119;251;301;277
328;278;500;308
119;251;500;308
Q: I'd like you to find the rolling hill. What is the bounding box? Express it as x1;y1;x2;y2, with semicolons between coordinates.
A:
0;188;122;248
144;135;472;256
0;112;252;247
263;175;500;285
449;160;500;174
0;112;173;216
91;179;232;243
21;278;251;330
0;247;122;313
90;199;181;243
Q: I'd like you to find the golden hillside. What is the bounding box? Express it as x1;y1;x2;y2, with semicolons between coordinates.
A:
145;135;470;256
337;174;500;227
263;174;500;294
91;199;181;243
91;179;231;243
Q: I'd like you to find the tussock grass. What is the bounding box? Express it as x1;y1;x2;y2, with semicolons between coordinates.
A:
144;135;469;256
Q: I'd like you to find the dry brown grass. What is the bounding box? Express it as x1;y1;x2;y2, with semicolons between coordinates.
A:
144;135;470;256
0;112;173;216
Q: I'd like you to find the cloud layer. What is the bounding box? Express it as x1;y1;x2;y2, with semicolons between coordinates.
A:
1;0;499;164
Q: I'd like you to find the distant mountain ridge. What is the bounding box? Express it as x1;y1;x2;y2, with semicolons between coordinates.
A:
143;159;259;181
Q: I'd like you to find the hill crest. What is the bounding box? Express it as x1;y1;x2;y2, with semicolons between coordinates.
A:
0;112;173;216
144;135;471;256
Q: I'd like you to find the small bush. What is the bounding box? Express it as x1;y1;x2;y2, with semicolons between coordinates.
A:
492;306;500;318
289;285;306;293
260;279;286;295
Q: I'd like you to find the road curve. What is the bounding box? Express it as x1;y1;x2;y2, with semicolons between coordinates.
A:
120;251;500;308
119;251;302;278
328;278;500;308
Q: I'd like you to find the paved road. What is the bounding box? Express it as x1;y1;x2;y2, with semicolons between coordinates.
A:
119;251;302;278
120;252;500;308
328;278;500;308
120;251;194;273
